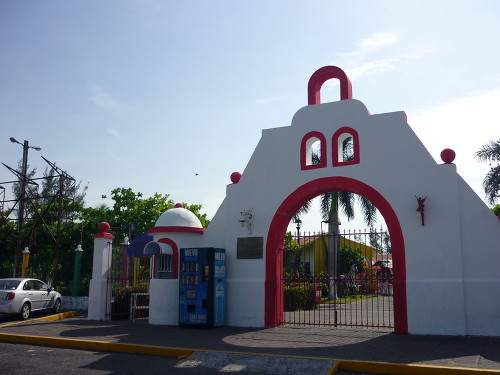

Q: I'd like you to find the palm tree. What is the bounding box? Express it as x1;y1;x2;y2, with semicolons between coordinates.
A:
321;191;377;298
294;138;378;298
475;139;500;205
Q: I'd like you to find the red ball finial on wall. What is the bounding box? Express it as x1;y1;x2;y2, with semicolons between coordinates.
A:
440;149;456;164
230;172;242;184
98;222;110;233
174;203;184;208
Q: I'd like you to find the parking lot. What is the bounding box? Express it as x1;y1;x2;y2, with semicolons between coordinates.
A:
1;312;500;374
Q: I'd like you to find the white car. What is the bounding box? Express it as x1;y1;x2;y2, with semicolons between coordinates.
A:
0;278;62;320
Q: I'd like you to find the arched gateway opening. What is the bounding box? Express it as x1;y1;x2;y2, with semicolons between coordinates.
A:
265;176;408;334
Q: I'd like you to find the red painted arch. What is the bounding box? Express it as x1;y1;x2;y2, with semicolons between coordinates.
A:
158;238;179;279
300;131;327;170
308;66;353;105
332;127;360;167
265;177;408;334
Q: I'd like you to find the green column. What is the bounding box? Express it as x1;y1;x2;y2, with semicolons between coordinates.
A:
71;244;83;297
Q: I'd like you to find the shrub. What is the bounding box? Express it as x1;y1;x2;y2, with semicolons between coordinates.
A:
116;285;148;300
111;285;149;320
284;285;317;311
56;281;70;296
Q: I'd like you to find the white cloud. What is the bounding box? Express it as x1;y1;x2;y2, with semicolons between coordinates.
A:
89;85;120;110
106;128;124;143
335;31;432;81
346;58;400;80
338;32;400;58
356;32;400;53
343;49;433;81
255;94;288;106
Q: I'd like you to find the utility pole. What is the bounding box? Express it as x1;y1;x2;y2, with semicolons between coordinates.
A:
10;137;41;277
41;156;75;286
53;173;65;285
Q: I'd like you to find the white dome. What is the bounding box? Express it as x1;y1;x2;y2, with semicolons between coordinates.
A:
154;207;203;229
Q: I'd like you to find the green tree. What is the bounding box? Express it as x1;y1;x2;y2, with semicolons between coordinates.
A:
283;231;300;252
0;218;17;277
369;227;392;254
3;161;87;284
475;139;500;205
338;245;365;275
80;187;210;244
35;166;87;287
283;231;302;276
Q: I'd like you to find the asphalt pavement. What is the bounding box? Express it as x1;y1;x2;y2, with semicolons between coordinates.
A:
0;311;500;375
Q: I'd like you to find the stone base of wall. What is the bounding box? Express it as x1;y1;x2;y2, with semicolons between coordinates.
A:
62;296;89;311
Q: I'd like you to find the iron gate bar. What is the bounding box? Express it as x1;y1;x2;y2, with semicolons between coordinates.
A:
282;229;393;329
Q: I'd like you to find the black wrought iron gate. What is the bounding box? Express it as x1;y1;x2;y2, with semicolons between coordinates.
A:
106;244;151;320
282;229;393;329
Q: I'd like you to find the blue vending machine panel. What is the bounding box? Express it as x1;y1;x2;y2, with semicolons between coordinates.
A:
213;248;226;327
179;248;225;327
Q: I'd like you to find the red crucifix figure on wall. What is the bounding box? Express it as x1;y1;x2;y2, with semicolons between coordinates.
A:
416;196;427;226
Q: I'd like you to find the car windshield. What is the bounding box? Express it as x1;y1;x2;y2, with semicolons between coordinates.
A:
0;280;21;290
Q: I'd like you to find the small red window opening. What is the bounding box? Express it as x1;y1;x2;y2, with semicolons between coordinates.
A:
332;127;360;167
156;238;178;279
300;131;327;170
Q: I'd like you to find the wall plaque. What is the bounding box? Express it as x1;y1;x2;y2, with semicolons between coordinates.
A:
237;237;263;259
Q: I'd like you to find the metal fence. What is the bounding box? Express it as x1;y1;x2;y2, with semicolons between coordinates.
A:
282;229;393;329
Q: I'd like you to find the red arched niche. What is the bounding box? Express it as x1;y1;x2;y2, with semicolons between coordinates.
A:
265;177;408;334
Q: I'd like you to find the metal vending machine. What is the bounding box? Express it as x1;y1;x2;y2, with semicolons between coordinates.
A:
179;247;225;327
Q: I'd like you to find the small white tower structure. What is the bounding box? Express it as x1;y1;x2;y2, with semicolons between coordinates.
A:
145;203;205;325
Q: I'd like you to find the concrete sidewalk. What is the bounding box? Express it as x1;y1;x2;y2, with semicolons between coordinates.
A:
1;312;500;374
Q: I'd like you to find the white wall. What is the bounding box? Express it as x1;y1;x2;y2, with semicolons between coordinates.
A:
149;98;500;335
149;279;179;325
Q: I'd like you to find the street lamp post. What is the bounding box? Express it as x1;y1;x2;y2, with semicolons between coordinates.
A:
294;217;302;238
10;137;41;277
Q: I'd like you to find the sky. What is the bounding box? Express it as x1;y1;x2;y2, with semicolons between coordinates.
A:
0;1;498;234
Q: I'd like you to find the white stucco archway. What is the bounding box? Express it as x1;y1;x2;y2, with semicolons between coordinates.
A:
264;176;407;333
118;65;500;336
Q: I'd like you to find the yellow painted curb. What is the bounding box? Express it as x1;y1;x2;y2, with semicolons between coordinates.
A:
32;311;78;322
0;311;77;328
0;332;195;358
326;361;340;375
0;322;498;375
337;359;500;374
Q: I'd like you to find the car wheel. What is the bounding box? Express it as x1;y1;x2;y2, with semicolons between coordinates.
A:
20;302;30;320
52;298;61;314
